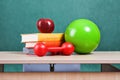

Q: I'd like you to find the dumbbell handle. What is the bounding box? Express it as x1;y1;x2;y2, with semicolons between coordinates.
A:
48;47;63;52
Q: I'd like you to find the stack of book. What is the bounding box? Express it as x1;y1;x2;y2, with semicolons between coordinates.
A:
21;33;64;49
21;33;64;55
21;33;80;72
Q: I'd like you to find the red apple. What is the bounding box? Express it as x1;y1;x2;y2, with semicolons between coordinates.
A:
36;18;55;33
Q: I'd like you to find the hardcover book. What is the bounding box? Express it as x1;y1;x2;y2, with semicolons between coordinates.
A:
25;41;63;48
21;33;64;43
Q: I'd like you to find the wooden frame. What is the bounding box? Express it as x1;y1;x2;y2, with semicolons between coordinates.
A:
0;51;120;80
0;51;120;64
0;72;120;80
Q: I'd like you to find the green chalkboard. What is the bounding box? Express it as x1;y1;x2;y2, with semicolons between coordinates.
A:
0;0;120;72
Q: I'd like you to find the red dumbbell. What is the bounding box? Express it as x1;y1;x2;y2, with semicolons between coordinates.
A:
34;42;74;57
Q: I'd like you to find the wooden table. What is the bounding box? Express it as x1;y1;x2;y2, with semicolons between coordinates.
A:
0;51;120;80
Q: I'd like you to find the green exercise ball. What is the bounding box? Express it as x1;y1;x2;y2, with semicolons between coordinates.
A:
65;19;101;54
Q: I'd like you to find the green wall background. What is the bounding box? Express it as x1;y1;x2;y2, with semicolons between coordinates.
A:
0;0;120;72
